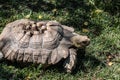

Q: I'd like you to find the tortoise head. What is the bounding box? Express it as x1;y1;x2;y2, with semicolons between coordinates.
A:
71;34;90;48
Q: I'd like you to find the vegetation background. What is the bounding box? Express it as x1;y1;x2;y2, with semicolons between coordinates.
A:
0;0;120;80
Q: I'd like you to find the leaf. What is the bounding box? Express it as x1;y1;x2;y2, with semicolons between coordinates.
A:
24;10;32;19
52;8;57;12
94;9;103;13
38;15;43;19
84;21;89;26
107;62;113;66
24;76;31;80
25;14;30;19
82;28;90;33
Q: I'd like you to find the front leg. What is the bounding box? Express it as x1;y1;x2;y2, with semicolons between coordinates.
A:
63;48;77;73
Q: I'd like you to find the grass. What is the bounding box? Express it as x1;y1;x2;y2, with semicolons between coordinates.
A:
0;0;120;80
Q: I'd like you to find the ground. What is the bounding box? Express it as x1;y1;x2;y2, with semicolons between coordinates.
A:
0;0;120;80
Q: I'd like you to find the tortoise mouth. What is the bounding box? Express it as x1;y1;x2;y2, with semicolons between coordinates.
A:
81;40;90;46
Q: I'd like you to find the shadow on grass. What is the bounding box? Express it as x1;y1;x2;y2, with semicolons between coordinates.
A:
0;49;106;80
73;49;106;74
0;59;28;80
0;62;25;80
43;49;106;74
0;64;12;80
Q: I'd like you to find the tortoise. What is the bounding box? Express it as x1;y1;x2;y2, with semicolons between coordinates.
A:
0;19;90;73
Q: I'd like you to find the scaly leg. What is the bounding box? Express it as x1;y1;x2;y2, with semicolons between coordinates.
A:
63;48;77;73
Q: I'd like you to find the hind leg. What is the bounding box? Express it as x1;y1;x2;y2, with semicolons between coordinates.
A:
0;51;3;60
63;48;77;73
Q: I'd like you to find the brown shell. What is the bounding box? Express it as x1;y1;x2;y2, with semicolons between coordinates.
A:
0;19;74;65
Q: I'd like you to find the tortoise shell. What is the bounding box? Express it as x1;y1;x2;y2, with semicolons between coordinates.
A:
0;19;90;72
